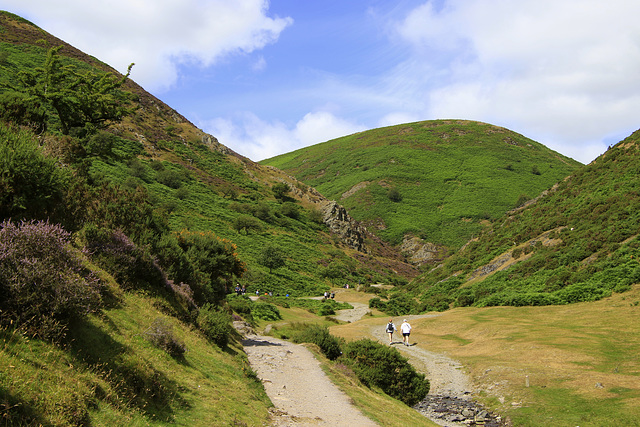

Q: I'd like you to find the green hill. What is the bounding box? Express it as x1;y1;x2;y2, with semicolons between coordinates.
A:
262;120;581;253
378;130;640;313
0;11;422;425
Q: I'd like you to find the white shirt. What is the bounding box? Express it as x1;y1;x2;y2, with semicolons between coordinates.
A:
401;322;411;334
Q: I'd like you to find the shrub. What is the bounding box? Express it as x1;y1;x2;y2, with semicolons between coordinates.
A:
280;202;301;219
252;302;281;321
144;317;186;358
341;339;429;406
292;324;342;360
0;123;70;221
197;303;232;348
0;220;102;340
318;303;336;316
227;295;254;323
80;224;166;291
233;214;264;234
387;187;403;202
173;230;245;304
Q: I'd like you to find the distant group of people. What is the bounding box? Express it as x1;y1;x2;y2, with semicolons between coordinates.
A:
385;318;412;346
234;284;246;295
323;291;335;299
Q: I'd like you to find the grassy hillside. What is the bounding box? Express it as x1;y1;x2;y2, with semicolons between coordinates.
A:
395;129;640;312
0;10;415;296
262;120;581;249
332;284;640;427
0;11;435;425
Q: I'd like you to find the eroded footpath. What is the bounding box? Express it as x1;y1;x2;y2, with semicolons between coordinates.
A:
242;334;378;426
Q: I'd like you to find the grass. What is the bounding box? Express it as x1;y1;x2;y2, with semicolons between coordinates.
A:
330;285;640;426
1;291;273;426
252;292;437;426
262;120;581;248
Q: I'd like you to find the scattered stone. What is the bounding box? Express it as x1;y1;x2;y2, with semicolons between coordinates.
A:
413;395;506;427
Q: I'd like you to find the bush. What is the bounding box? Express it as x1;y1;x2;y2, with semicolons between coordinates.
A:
341;339;429;406
292;324;342;360
252;302;282;321
145;317;186;358
0;220;102;340
0;123;70;222
172;230;246;304
233;214;264;234
197;304;232;348
80;224;166;291
227;295;254;323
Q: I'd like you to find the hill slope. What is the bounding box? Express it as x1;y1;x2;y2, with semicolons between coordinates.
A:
390;129;640;312
0;10;417;294
262;120;581;256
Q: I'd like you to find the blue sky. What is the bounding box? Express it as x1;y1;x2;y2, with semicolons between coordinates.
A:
3;0;640;163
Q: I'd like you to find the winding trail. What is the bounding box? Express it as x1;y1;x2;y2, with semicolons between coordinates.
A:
243;334;378;426
242;297;488;426
367;316;473;398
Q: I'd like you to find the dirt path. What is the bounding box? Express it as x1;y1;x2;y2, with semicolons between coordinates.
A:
367;315;473;397
243;334;378;426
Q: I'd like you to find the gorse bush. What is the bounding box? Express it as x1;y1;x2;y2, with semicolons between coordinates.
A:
341;338;429;406
197;304;232;348
292;324;342;360
0;220;102;340
0;123;70;222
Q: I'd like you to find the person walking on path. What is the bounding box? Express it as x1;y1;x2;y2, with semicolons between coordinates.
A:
385;319;396;344
401;319;412;346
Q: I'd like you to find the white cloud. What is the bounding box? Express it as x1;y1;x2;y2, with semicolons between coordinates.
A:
202;111;365;161
3;0;292;91
394;0;640;163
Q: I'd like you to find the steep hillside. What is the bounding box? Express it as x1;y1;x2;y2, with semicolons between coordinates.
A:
391;130;640;312
0;11;419;425
262;120;581;259
0;10;417;295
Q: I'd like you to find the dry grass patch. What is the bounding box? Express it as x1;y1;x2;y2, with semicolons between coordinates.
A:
331;285;640;426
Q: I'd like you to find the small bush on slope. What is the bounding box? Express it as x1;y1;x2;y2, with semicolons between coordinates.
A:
197;303;233;348
341;338;429;406
292;324;342;360
0;220;102;340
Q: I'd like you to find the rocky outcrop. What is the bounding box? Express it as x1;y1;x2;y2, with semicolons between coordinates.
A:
321;201;369;253
400;235;445;265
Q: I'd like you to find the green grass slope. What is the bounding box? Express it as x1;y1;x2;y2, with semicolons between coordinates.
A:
404;129;640;311
0;10;416;296
262;120;582;249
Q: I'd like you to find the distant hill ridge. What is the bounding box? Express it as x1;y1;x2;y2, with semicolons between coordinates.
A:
262;119;582;257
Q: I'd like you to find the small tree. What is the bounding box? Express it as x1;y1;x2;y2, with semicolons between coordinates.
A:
272;182;290;201
257;244;286;273
16;45;134;135
387;187;403;202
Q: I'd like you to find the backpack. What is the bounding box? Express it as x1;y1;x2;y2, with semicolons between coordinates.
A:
386;323;394;333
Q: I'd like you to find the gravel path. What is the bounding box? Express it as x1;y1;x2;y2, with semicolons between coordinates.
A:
243;334;378;426
367;315;473;397
242;301;503;426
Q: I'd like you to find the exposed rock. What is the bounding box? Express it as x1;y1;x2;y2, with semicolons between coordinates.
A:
400;235;445;265
413;395;506;427
321;201;369;253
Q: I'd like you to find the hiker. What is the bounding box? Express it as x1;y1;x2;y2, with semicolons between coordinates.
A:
385;319;396;344
401;319;412;346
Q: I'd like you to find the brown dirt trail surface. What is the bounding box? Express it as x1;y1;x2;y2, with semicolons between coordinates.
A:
243;334;378;426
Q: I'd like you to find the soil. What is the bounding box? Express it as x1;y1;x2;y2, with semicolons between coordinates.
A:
242;302;505;426
243;334;378;426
